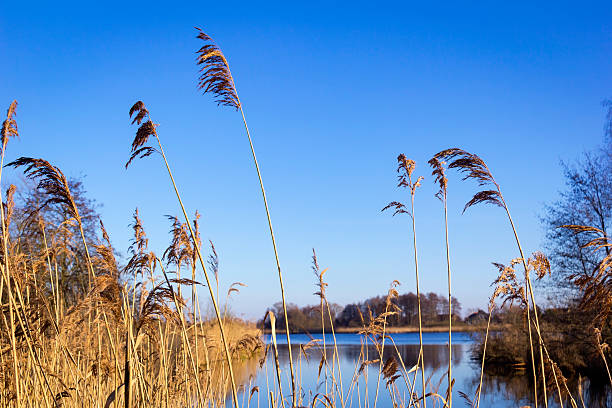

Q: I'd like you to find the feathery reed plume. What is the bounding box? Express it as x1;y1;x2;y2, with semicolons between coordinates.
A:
473;259;526;408
382;154;426;407
1;100;19;151
434;147;548;407
208;240;220;307
93;220;119;279
312;249;346;408
187;210;204;386
133;282;182;337
6;157;96;286
560;224;612;326
195;27;297;406
311;249;330;396
129;208;147;251
0;133;56;408
196;30;240;109
163;215;192;300
432;148;502;212
312;249;327;363
560;224;612;387
428;156;453;407
0;101;21;404
190;211;202;287
125;102;158;169
223;281;246;323
7;158;78;218
3;185;16;233
126;101;239;407
124;209;155;279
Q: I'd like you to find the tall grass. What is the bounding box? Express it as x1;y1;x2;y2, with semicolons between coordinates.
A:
125;101;240;406
433;148;549;406
383;154;427;407
195;27;297;407
428;156;453;407
0;29;609;408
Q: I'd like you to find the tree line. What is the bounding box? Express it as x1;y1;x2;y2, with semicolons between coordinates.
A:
260;291;463;332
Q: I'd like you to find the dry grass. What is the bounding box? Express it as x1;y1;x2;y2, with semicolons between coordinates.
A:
1;29;610;408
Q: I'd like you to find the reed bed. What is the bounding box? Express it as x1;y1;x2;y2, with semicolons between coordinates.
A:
0;28;610;408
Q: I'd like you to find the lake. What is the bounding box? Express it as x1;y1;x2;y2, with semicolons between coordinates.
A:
230;332;610;407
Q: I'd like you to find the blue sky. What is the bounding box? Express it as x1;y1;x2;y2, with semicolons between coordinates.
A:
1;1;611;318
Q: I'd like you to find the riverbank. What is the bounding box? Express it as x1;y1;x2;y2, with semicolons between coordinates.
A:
262;324;503;334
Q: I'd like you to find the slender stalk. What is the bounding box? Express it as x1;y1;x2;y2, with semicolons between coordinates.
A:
239;106;297;407
190;261;201;398
442;191;452;407
524;280;539;406
268;311;286;408
0;264;54;408
598;345;612;387
319;278;328;397
593;327;612;388
158;261;203;401
502;201;547;407
195;31;296;404
152;132;239;407
475;306;493;408
434;149;552;408
0;138;21;406
325;299;345;408
410;192;427;408
373;296;391;408
39;220;59;323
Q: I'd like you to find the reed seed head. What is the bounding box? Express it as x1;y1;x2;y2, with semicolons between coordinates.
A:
528;251;551;280
383;155;423;217
434;148;504;212
126;101;159;168
195;28;240;110
6;157;80;220
1;100;19;150
4;184;16;230
428;157;448;201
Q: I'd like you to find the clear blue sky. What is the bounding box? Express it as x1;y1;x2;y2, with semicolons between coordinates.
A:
1;1;611;318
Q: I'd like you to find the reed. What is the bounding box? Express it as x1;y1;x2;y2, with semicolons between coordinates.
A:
434;147;550;406
428;156;453;407
312;249;329;397
382;154;427;407
125;101;239;407
195;27;297;407
1;29;609;408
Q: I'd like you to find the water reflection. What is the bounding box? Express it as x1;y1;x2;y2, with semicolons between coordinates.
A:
275;343;464;372
470;369;611;408
232;333;610;408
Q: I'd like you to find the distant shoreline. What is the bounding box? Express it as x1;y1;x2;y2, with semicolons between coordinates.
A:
262;324;499;335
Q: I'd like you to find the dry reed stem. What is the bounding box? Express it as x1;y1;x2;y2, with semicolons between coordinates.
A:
435;147;552;407
428;156;453;408
475;304;493;408
127;101;239;407
266;311;286;408
383;154;427;408
195;29;298;406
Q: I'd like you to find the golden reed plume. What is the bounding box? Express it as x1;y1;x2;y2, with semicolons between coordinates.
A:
195;28;240;109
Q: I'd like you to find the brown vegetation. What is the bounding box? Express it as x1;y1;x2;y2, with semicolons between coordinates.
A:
0;28;610;408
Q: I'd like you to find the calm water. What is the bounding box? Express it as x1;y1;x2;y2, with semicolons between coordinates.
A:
232;332;609;407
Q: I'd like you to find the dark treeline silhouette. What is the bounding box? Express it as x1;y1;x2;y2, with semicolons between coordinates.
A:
261;292;462;332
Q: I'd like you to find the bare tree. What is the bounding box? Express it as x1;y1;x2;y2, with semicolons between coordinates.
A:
541;101;612;301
